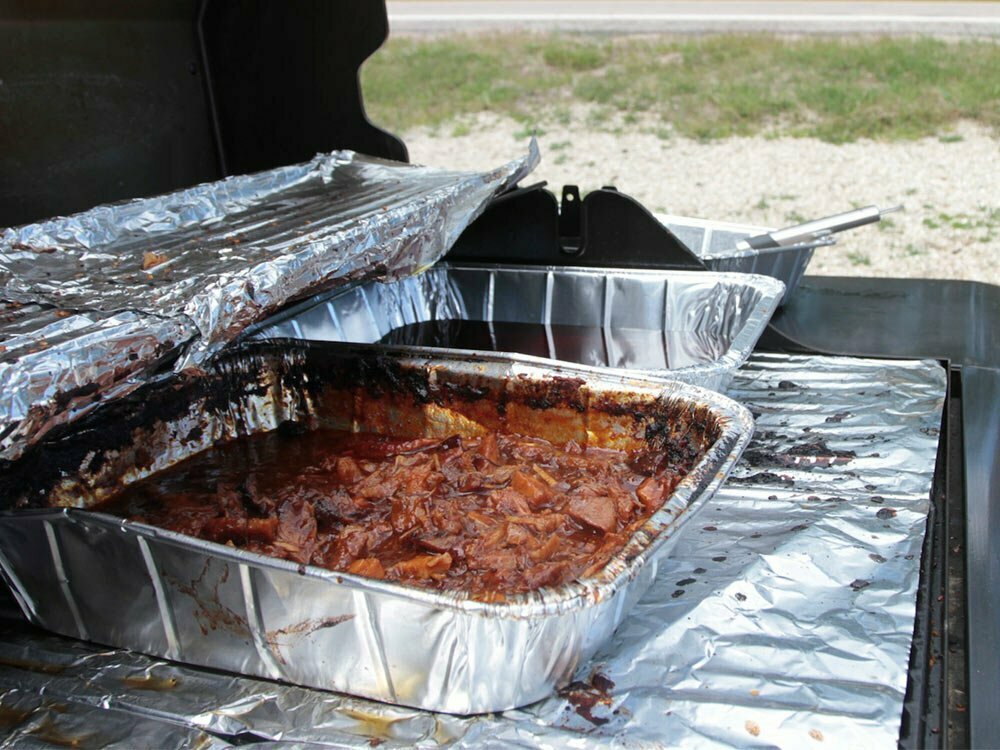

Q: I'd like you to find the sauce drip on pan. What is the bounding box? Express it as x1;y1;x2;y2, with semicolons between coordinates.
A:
99;428;693;599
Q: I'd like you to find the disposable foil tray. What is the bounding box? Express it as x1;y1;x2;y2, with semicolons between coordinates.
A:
250;264;784;393
659;213;823;305
0;340;753;714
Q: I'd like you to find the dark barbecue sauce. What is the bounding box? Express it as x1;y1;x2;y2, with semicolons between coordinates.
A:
378;319;713;370
100;428;692;599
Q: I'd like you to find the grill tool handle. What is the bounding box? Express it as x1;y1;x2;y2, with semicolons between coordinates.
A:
738;204;902;251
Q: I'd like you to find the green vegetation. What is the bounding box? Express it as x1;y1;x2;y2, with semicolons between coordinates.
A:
922;206;1000;230
361;33;1000;142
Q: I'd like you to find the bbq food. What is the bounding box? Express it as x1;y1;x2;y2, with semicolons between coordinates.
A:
100;426;698;598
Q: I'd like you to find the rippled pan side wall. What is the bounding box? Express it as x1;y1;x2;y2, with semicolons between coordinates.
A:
250;265;785;393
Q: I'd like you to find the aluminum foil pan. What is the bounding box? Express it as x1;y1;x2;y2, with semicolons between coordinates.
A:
0;145;538;463
249;264;785;393
658;213;828;305
0;340;754;714
0;353;945;747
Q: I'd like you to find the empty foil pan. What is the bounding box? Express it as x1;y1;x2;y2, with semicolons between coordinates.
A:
0;340;753;713
658;214;825;305
249;264;784;393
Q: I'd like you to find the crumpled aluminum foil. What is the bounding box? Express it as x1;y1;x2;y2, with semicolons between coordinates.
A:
0;674;227;750
0;145;538;462
0;353;945;748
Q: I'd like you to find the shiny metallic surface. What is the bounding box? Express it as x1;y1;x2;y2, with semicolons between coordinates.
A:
0;145;538;462
0;342;753;714
249;264;784;393
0;673;227;750
658;213;826;305
0;353;945;747
764;204;885;247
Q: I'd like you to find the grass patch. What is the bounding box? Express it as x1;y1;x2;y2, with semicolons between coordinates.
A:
362;33;1000;142
541;38;611;70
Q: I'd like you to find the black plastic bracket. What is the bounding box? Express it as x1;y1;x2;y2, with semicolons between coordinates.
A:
578;188;704;269
448;184;705;270
559;186;583;255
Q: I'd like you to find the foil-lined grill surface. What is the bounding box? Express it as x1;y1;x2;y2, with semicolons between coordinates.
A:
0;145;538;462
0;353;945;748
0;672;228;750
249;264;784;393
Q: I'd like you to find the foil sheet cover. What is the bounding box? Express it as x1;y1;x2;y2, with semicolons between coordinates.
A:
250;264;785;393
0;353;945;748
0;145;538;462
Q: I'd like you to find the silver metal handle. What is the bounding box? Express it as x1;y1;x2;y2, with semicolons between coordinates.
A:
751;234;838;257
738;205;902;251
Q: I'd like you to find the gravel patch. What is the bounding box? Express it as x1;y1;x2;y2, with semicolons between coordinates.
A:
404;114;999;284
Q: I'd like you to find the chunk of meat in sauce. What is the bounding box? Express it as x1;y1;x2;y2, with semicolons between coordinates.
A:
529;534;561;562
390;553;452;580
347;557;386;579
510;470;552;508
521;561;573;589
636;476;673;512
313;487;369;526
416;533;464;555
478;432;502;464
215;482;248;520
566;491;618;534
333;456;365;484
274;498;318;563
490;488;533;516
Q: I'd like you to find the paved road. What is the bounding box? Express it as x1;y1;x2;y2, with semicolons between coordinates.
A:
387;1;1000;36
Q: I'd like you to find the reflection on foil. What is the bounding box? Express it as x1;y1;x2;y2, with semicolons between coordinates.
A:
0;673;226;749
249;264;784;394
0;353;945;748
0;145;538;462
